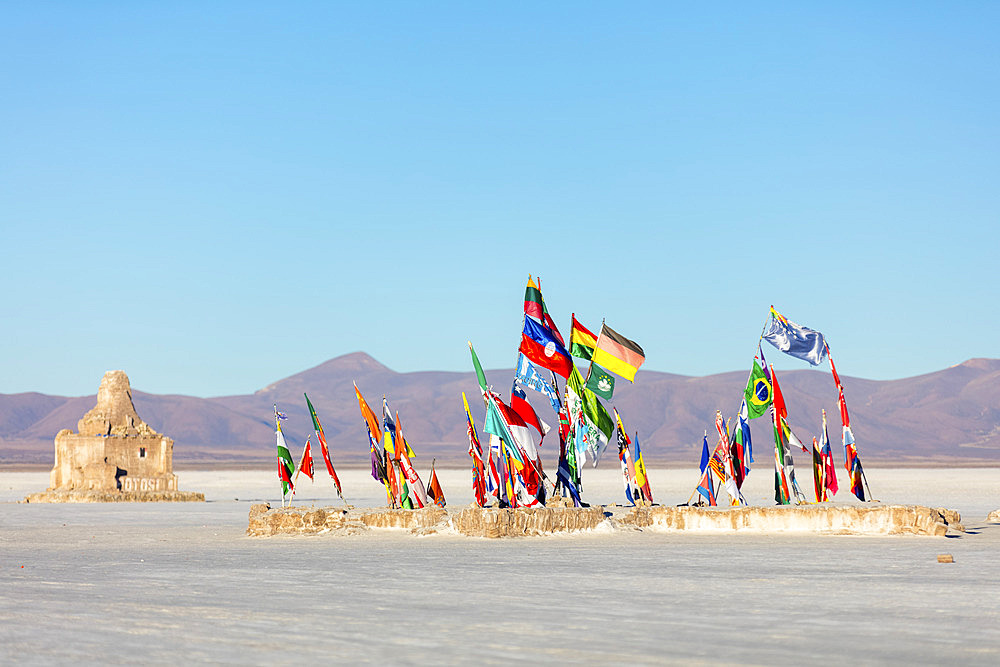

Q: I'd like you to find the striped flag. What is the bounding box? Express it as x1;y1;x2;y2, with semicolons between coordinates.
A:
570;314;598;360
274;405;295;498
811;436;823;503
695;467;717;506
520;317;573;379
557;457;582;507
633;433;653;504
524;276;565;345
770;366;792;505
592;323;646;382
820;410;838;497
485;435;503;504
396;411;428;508
616;410;637;505
715;411;743;505
483;394;527;471
511;383;550;441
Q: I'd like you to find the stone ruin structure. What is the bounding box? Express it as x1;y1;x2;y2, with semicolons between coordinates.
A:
25;370;203;502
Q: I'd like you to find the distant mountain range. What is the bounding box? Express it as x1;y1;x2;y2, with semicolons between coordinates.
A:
3;352;1000;467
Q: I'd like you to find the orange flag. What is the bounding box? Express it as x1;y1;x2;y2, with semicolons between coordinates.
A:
354;383;382;444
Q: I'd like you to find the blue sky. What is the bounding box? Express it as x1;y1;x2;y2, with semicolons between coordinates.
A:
2;2;998;397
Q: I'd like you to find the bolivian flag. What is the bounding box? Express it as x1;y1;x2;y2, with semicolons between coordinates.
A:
570;314;598;360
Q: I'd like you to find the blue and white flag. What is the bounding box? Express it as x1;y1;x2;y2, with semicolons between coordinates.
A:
762;308;827;366
557;457;582;507
514;353;561;413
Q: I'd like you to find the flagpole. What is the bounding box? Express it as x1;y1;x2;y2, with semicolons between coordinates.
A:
861;466;874;501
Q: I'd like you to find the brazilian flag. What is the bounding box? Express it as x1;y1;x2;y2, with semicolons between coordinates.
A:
744;359;772;419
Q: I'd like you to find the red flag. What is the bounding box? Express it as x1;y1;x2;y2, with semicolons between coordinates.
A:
298;438;314;481
827;344;842;388
519;322;573;379
770;365;787;422
278;456;294;490
316;430;341;496
427;465;446;508
838;387;851;428
511;385;549;441
306;393;342;496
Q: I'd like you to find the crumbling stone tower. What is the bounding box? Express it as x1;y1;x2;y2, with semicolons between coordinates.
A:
49;370;179;494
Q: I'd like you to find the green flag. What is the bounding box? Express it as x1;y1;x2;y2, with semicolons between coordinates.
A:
468;341;488;392
743;359;772;419
304;392;321;432
567;363;586;397
567;365;614;442
585;363;615;400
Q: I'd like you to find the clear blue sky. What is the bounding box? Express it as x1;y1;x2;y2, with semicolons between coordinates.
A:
2;2;998;397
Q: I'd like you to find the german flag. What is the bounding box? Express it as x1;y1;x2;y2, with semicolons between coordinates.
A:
592;323;645;382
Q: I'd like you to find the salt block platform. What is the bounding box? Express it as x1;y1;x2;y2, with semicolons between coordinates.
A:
247;503;964;538
25;490;205;503
621;504;964;536
247;504;608;538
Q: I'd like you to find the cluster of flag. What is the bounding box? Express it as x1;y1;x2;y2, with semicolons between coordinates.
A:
615;408;652;505
352;385;444;509
466;276;648;508
272;397;343;507
692;306;867;507
693;410;747;506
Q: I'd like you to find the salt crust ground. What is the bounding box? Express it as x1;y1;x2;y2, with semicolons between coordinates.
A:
2;468;999;665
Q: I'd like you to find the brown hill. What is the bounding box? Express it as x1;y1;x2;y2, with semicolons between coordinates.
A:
2;353;999;467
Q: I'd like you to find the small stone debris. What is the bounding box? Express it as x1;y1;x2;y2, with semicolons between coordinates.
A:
937;554;954;563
